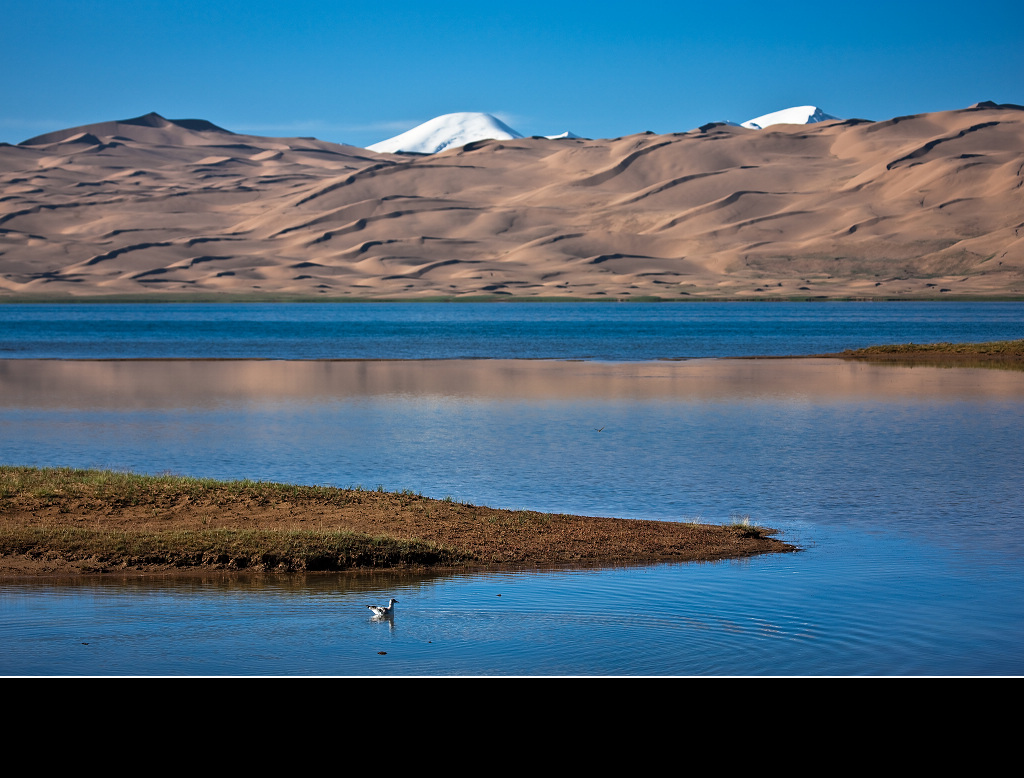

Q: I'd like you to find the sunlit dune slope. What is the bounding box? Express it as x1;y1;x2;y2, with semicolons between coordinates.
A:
2;104;1022;299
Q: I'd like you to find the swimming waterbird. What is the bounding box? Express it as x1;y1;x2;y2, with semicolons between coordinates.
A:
368;598;398;618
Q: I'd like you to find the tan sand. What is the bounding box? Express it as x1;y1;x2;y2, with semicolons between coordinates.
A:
2;104;1023;299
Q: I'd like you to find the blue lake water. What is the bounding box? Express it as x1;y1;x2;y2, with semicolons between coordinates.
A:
2;300;1024;359
1;302;1023;675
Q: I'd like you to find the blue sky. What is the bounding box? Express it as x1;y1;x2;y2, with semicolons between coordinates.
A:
3;0;1021;147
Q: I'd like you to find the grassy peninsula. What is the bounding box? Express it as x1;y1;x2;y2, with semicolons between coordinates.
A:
0;467;795;577
829;339;1024;366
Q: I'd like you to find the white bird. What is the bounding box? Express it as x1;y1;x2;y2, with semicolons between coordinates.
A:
367;598;398;618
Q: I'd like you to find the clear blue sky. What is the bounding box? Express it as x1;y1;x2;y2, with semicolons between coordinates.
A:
3;0;1021;147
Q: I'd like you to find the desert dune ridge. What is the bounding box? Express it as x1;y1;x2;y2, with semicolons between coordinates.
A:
1;103;1022;300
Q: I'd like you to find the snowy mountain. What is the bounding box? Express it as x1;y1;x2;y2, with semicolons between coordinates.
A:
367;112;523;154
741;106;839;130
365;106;839;155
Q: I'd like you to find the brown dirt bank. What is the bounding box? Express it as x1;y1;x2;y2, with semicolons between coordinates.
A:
0;468;797;578
816;339;1024;367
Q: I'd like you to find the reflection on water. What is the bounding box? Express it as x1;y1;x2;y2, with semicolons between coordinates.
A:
2;358;1023;675
3;357;1024;407
841;356;1024;372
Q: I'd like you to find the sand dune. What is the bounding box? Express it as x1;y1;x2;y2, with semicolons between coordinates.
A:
1;105;1023;299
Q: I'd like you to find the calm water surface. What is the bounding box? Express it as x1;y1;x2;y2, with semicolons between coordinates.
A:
1;303;1023;675
2;300;1024;359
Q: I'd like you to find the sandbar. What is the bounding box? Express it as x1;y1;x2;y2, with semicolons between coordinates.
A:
0;468;796;578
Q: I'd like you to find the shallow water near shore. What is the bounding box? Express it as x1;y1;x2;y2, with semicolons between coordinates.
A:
2;302;1024;675
2;531;1018;676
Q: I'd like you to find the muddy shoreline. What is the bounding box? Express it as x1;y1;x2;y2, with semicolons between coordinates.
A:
0;469;797;579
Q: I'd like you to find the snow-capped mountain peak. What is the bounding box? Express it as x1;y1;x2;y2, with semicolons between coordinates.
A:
367;112;523;154
740;106;839;130
365;106;840;154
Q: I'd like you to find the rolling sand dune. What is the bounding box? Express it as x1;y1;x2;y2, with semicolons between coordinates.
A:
1;105;1023;299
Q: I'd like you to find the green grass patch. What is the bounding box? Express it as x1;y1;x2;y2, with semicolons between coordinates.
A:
0;466;353;506
0;526;466;571
839;339;1024;356
0;467;469;571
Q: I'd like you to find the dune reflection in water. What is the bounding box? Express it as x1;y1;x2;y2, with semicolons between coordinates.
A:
3;357;1023;408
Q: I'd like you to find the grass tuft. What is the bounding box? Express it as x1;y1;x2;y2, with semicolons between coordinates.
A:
727;513;770;539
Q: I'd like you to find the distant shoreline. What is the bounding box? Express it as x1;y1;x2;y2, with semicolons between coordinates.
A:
2;340;1023;369
3;294;1024;304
